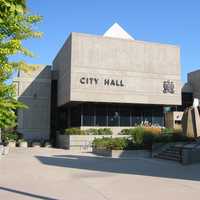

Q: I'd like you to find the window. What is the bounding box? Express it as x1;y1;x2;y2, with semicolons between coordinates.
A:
108;106;120;126
96;105;107;126
120;107;131;126
143;108;152;124
71;106;81;127
82;104;95;126
152;108;164;126
132;108;142;126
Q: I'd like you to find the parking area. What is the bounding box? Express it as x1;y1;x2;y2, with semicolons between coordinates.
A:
1;148;200;200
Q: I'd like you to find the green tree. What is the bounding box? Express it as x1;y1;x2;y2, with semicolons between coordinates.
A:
0;0;42;129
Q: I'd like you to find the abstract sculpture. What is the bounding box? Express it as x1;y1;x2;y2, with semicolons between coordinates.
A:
182;98;200;138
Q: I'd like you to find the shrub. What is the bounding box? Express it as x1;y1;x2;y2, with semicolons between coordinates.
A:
84;128;113;135
120;129;132;135
92;137;127;150
92;137;151;150
64;128;85;135
2;132;18;143
109;138;127;150
92;137;112;150
130;127;145;144
85;128;99;135
97;128;112;135
161;128;174;135
144;127;161;135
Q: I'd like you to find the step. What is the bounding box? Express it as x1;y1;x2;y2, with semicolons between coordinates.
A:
157;152;181;159
164;149;180;154
155;154;181;161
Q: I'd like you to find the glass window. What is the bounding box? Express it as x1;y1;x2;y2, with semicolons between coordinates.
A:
132;108;142;126
120;107;131;126
71;105;81;127
82;104;95;126
108;106;119;126
143;108;152;125
96;105;107;126
152;108;164;126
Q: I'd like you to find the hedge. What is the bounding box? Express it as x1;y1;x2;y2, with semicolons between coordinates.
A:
63;128;113;135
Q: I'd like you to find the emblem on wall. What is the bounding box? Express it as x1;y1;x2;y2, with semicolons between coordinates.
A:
163;80;175;94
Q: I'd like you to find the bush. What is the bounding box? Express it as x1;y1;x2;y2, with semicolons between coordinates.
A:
144;127;161;135
130;127;145;144
2;132;18;143
82;128;112;135
64;128;85;135
92;137;150;150
92;137;127;150
120;129;131;135
161;128;174;135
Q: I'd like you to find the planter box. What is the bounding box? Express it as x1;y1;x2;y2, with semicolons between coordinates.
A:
8;141;16;148
32;142;41;147
93;149;151;158
2;146;9;155
57;134;130;151
19;141;28;148
0;145;4;156
43;142;52;148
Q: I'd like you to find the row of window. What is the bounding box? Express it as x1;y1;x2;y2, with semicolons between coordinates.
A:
68;104;164;127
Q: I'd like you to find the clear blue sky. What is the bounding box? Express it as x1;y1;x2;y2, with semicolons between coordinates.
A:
25;0;200;83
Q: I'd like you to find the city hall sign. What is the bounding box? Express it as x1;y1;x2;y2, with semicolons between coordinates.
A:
80;77;125;87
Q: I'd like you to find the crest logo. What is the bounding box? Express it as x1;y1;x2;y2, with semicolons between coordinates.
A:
163;80;175;94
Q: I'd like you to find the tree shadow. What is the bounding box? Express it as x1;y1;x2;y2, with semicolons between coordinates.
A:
0;186;57;200
36;154;200;182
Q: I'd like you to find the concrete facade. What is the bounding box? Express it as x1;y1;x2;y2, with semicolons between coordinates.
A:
14;66;51;140
53;32;181;106
16;26;183;140
187;70;200;100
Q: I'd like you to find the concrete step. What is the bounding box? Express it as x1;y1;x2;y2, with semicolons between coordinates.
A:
157;152;181;159
155;154;181;161
164;149;180;154
154;145;182;162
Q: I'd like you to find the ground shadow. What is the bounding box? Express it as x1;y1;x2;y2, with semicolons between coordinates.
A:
0;186;57;200
36;154;200;182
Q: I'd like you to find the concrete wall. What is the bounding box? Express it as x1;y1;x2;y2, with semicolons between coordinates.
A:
14;66;51;140
188;70;200;100
54;32;181;106
52;35;71;106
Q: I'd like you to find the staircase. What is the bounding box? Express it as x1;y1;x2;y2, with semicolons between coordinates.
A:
154;145;182;162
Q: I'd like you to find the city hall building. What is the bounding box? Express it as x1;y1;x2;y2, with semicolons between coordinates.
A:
15;23;183;140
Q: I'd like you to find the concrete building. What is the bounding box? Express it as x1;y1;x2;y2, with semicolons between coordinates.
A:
15;23;182;140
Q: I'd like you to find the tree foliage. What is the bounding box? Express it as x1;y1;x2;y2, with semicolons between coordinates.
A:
0;0;42;128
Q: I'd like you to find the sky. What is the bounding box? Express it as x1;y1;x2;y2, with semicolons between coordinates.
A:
23;0;200;83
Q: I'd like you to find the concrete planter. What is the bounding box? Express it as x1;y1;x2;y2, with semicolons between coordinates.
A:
3;146;9;155
0;145;4;156
19;141;28;148
57;134;129;151
93;149;151;158
8;141;16;148
43;142;52;148
32;142;41;147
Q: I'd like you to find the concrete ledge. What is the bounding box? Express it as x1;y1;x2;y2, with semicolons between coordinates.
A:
93;149;151;158
56;134;130;151
182;147;200;164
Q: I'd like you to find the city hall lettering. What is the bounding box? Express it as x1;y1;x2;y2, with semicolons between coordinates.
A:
80;77;125;87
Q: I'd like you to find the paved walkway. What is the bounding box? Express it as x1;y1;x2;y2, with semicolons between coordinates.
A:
1;148;200;200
